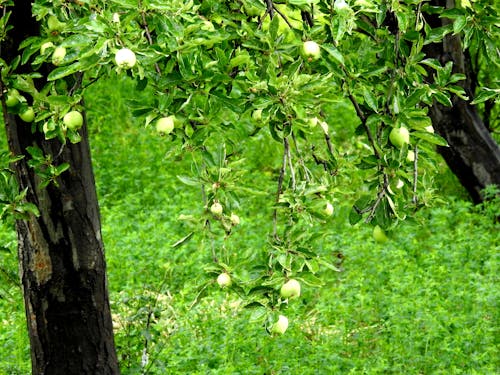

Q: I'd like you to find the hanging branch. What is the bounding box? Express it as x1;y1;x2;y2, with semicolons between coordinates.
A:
365;173;390;223
259;0;275;29
272;4;293;29
412;145;419;205
273;136;289;239
345;82;393;223
347;92;381;161
291;131;311;182
286;137;296;190
138;5;161;75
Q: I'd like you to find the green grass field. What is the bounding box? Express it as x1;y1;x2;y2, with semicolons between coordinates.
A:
1;78;498;374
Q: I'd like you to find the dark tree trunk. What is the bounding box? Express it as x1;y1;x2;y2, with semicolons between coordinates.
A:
425;0;500;203
1;1;120;374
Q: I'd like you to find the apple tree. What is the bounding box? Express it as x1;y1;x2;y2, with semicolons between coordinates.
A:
0;0;498;373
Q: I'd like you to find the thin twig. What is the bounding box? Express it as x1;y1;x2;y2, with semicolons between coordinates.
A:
291;131;310;182
412;145;419;205
139;8;161;75
285;137;295;190
365;173;389;223
347;92;382;161
273;136;288;238
273;5;293;29
324;132;334;155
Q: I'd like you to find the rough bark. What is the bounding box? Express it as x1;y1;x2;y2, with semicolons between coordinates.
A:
425;0;500;203
2;1;120;373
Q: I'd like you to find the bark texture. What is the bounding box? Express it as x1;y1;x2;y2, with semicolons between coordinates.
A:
2;1;120;374
425;0;500;202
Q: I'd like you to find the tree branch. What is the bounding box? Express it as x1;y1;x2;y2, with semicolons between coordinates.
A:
273;136;288;239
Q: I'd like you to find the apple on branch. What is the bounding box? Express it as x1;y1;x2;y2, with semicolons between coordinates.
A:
270;315;289;335
5;89;21;107
373;225;388;243
230;213;240;226
156;116;175;135
52;46;67;66
19;107;35;123
280;279;301;299
115;48;137;69
210;202;223;216
63;110;84;130
302;41;321;61
217;272;231;288
324;202;334;216
389;126;410;148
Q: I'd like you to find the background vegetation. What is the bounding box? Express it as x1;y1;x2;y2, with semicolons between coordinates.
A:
1;77;498;374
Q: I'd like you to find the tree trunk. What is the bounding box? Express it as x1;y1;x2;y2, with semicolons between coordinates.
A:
425;1;500;203
2;1;120;374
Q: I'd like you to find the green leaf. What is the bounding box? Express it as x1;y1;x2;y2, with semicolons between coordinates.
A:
420;58;441;70
47;63;82;81
433;91;452;106
471;88;500;105
322;44;345;66
171;232;194;248
349;205;363;225
55;163;70;175
177;175;200;186
412;131;448;146
362;87;378;113
453;15;467;35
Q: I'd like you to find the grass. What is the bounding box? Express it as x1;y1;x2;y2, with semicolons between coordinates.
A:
0;77;498;374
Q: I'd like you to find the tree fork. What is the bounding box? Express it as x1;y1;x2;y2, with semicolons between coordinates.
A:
3;1;120;373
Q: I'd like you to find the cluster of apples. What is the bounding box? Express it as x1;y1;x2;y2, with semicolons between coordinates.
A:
4;89;35;123
213;201;240;289
268;278;303;335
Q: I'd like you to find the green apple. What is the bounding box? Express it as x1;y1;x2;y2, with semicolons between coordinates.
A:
324;201;334;216
230;213;240;226
307;117;319;128
252;108;263;121
280;279;301;299
52;46;67;66
210;202;223;216
389;126;410;148
43;121;56;133
47;15;66;33
217;272;231;288
271;315;289;335
334;0;352;14
63;110;83;130
5;89;20;107
156;116;175;135
373;225;388;243
40;42;54;55
19;107;35;123
302;41;321;60
243;2;262;17
201;20;215;32
115;48;137;69
406;150;415;162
